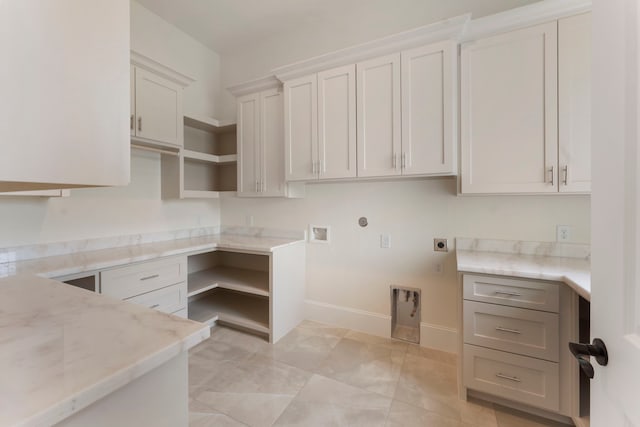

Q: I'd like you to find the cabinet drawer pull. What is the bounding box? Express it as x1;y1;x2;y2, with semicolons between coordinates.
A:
149;304;160;309
495;326;521;334
494;290;522;297
138;116;142;131
563;165;569;185
130;114;134;130
495;373;521;383
140;274;159;281
548;165;554;186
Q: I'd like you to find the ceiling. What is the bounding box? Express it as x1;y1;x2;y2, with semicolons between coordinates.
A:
135;0;541;55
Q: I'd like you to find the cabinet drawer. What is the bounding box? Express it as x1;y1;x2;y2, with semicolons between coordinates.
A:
463;344;559;412
463;301;559;362
125;282;187;314
101;256;187;300
463;274;559;312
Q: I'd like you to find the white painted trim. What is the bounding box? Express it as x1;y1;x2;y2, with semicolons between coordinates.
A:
304;299;458;353
272;14;471;82
461;0;591;42
130;51;195;87
420;322;458;354
227;75;282;97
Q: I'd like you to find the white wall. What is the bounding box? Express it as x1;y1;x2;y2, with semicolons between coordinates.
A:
0;2;223;247
131;1;222;118
222;179;590;349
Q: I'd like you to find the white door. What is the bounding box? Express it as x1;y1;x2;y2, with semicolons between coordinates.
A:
284;74;317;181
590;0;640;425
237;92;260;195
135;67;183;147
460;22;558;194
357;53;402;178
401;41;456;176
260;88;286;196
558;13;592;194
318;64;357;180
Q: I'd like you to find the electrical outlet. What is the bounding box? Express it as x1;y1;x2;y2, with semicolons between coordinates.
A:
435;263;444;275
556;225;571;242
246;215;254;226
434;238;448;252
380;234;391;249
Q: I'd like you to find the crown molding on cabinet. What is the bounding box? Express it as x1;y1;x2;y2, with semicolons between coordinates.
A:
130;50;195;87
183;113;236;132
226;75;282;97
460;0;591;42
272;13;471;82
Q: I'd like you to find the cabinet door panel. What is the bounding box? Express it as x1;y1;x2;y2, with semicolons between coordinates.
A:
284;75;317;181
461;22;558;194
401;42;456;176
559;13;591;193
261;89;286;196
357;54;402;178
318;65;357;179
237;93;260;195
135;68;183;147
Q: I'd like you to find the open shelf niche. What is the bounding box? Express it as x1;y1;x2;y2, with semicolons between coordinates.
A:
187;250;270;336
161;114;237;199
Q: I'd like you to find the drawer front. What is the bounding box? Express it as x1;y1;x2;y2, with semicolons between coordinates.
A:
463;301;559;362
125;282;187;314
463;274;559;312
463;344;559;412
101;256;187;299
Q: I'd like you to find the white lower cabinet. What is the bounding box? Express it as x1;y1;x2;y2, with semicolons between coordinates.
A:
461;274;578;420
100;256;188;318
186;243;305;343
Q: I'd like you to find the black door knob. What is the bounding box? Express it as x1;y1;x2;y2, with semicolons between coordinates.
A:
568;338;608;379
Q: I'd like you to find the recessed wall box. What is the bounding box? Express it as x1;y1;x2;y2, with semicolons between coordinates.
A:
308;225;330;244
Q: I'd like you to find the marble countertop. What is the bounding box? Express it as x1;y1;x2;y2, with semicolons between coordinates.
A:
455;238;591;300
0;274;210;427
0;232;305;280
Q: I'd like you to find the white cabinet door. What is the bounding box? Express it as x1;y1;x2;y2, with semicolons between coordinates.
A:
134;67;183;147
318;65;357;180
558;13;591;193
130;65;136;137
357;54;402;178
401;42;456;176
460;22;558;194
237;92;261;195
284;75;317;181
0;0;130;191
260;88;286;196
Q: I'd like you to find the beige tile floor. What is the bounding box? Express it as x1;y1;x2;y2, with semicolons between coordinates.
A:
188;321;568;427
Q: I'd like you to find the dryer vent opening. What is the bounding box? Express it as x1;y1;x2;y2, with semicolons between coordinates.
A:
390;285;421;344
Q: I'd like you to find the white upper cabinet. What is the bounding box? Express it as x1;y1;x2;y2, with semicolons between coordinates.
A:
318;65;357;180
131;67;184;148
0;0;130;191
238;87;293;197
284;75;317;181
356;53;402;178
237;92;261;194
558;13;591;193
401;41;457;176
460;22;559;194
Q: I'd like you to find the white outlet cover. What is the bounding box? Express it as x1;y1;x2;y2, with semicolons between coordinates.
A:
556;225;571;242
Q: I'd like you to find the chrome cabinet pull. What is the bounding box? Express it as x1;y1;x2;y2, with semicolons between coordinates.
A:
495;326;522;334
496;373;521;383
138;116;142;132
130;114;134;131
548;165;554;186
563;165;568;185
494;290;522;297
140;274;159;281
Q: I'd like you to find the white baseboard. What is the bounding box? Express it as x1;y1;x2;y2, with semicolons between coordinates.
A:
304;299;458;354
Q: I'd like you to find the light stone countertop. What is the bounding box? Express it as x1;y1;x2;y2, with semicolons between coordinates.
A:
0;232;305;279
455;238;591;301
0;274;210;427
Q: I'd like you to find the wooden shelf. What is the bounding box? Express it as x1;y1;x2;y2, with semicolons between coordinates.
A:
188;267;269;298
184;113;236;133
188;289;269;334
183;150;237;164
